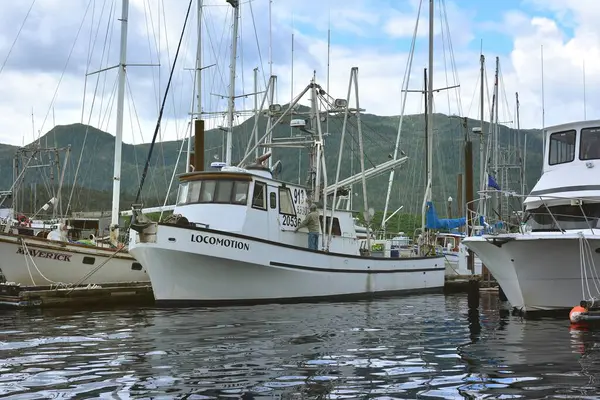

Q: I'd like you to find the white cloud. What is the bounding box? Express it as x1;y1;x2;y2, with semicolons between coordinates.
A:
1;0;599;152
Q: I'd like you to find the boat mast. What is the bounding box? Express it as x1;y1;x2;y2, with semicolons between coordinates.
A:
492;56;499;215
187;0;203;173
225;0;240;166
421;0;434;231
478;54;485;217
110;0;129;238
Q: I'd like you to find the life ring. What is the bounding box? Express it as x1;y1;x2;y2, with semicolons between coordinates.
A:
17;214;30;227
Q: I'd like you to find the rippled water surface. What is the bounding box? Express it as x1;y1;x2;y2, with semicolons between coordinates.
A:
1;292;600;399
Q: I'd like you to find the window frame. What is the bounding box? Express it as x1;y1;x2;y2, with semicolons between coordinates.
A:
269;191;277;209
251;181;267;211
319;216;341;236
232;181;250;205
198;180;216;203
278;187;297;216
548;129;576;166
177;179;249;206
579;126;600;161
213;180;235;204
176;182;189;205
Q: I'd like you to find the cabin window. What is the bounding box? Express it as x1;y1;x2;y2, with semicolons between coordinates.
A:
548;129;576;165
177;182;189;205
579;127;600;160
197;181;214;202
215;180;234;203
269;192;277;209
187;181;202;203
319;216;341;236
278;187;296;215
178;179;249;205
528;203;600;231
252;182;267;210
233;181;249;204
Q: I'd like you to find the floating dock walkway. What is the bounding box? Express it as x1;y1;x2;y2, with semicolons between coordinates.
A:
0;275;489;309
0;281;154;309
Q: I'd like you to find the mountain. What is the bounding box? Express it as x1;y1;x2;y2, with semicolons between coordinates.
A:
0;111;544;218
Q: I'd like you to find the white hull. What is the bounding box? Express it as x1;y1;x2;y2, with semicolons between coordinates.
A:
463;233;600;311
0;233;149;286
129;225;445;304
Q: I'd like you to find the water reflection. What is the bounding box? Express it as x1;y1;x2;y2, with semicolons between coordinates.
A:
0;293;599;398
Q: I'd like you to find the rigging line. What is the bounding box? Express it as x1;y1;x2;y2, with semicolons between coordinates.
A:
247;0;268;88
38;0;93;136
440;0;462;115
465;72;480;119
96;3;117;129
134;0;193;204
205;6;232;101
125;76;142;185
0;0;36;78
68;0;113;216
437;0;451;114
81;0;109;122
143;0;161;114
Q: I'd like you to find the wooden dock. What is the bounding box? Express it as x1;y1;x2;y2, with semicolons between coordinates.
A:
0;275;498;310
0;281;154;309
443;274;497;294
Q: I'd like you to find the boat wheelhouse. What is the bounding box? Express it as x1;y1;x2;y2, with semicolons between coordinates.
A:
463;119;600;312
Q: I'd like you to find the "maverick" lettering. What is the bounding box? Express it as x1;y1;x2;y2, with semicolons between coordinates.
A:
190;234;250;251
16;247;72;262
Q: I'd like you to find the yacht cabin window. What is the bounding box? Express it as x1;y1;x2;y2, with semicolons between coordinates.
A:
176;179;249;206
269;192;277;209
278;187;296;215
528;203;600;231
579;127;600;160
252;182;267;210
548;129;576;165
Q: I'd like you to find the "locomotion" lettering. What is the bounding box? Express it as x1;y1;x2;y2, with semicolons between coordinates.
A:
191;234;250;251
16;247;72;262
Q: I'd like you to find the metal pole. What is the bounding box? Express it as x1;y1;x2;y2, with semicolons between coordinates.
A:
110;0;129;235
225;0;239;166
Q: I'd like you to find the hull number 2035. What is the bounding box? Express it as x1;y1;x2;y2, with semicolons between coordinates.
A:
282;215;298;227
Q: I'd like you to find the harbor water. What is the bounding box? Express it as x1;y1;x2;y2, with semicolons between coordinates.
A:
0;291;599;399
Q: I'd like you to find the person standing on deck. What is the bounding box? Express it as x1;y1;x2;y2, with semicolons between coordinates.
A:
295;204;320;250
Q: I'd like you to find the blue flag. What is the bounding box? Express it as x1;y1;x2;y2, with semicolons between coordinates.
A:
487;174;501;190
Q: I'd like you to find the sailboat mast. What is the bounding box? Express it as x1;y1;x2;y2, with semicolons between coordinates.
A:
187;0;203;173
111;0;129;231
478;54;485;216
225;0;240;166
426;0;433;203
421;0;434;231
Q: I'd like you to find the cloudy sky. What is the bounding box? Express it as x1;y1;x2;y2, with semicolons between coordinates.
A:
0;0;596;146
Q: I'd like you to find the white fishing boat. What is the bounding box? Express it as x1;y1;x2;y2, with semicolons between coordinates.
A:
128;0;446;305
463;119;600;312
0;0;149;286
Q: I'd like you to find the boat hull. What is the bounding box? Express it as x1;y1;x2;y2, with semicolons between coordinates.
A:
463;233;600;312
443;252;482;276
0;233;149;286
129;224;445;304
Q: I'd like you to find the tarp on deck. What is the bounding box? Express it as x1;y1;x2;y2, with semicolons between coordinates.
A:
425;201;466;230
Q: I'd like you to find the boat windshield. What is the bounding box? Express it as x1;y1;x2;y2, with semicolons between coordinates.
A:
526;203;600;231
579;127;600;160
176;179;249;206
